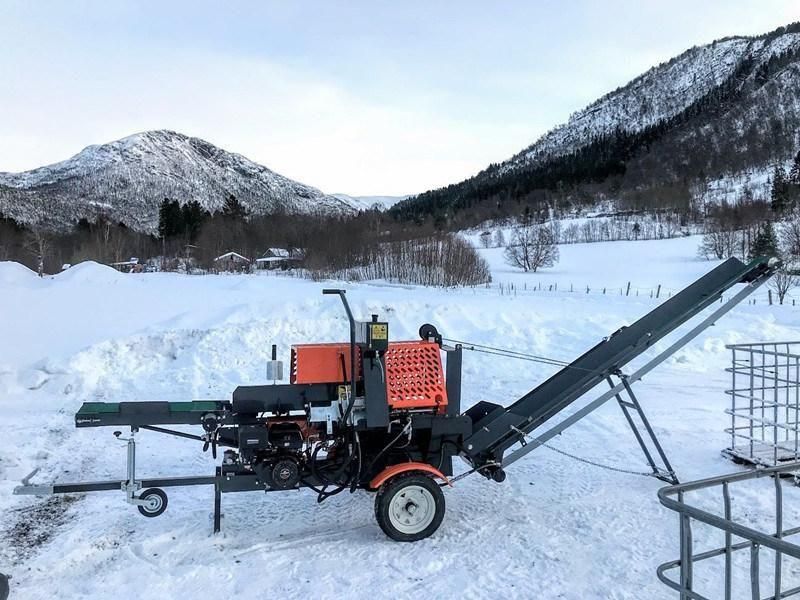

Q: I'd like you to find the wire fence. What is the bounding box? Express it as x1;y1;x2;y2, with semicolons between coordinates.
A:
473;280;799;307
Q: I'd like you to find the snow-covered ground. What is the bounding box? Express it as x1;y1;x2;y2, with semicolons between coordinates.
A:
2;236;800;599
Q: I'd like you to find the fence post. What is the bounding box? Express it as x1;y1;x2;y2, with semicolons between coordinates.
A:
656;284;661;299
626;282;631;296
603;287;606;295
769;290;773;306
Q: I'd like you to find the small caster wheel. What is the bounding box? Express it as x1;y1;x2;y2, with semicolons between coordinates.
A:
418;324;440;343
375;473;445;542
490;467;506;483
137;488;168;518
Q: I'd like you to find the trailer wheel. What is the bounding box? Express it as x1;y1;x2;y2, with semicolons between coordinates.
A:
374;473;445;542
137;488;168;518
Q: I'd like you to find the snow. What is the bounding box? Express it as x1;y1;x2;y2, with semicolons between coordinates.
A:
0;262;39;287
2;236;800;599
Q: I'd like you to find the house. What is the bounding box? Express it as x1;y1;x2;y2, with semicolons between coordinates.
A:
214;251;251;272
255;247;303;270
110;257;142;273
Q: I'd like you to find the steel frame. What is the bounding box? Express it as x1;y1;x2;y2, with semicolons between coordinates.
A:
724;342;800;467
657;462;800;600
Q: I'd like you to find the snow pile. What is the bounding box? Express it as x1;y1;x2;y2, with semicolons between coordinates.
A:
53;261;126;285
0;261;39;287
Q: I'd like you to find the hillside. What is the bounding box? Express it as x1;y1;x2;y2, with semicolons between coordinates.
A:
394;23;800;227
0;131;363;233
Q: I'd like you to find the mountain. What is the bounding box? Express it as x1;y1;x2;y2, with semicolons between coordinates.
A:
0;130;360;233
394;22;800;226
330;193;408;211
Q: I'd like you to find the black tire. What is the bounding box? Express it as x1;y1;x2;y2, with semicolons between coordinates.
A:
418;323;439;341
374;473;445;542
137;488;168;518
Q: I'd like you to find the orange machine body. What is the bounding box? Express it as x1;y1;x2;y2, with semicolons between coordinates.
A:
290;340;448;412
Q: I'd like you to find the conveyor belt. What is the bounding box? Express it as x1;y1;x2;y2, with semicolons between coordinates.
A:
75;400;228;427
462;257;777;461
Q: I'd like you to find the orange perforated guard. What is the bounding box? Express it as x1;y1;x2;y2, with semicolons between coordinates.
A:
384;341;448;412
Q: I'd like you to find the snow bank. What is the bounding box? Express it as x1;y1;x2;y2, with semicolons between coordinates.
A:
52;261;125;284
0;261;39;287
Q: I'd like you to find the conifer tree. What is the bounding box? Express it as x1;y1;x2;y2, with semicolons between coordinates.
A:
771;166;791;214
749;221;780;259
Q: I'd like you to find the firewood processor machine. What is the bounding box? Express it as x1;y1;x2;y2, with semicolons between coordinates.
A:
14;257;778;541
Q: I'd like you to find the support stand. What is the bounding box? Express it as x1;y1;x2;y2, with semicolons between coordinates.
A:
214;466;222;534
608;374;679;484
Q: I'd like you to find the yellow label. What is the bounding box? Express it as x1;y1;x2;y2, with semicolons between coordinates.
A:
371;323;388;340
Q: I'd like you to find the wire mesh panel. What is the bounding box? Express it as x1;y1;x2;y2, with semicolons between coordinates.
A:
724;342;800;467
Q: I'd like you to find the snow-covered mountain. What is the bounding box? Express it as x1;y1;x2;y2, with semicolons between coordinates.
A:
504;31;800;171
0;130;364;232
396;23;800;223
330;193;408;211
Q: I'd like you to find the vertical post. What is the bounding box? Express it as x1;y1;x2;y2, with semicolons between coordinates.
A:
750;542;760;599
723;481;732;600
656;284;661;299
731;347;737;453
127;434;136;485
769;289;773;306
213;466;222;534
679;490;693;600
775;345;780;465
626;281;631;296
750;347;755;461
445;345;462;418
775;474;783;600
795;356;799;456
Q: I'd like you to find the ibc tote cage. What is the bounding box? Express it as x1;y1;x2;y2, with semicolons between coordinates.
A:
724;342;800;467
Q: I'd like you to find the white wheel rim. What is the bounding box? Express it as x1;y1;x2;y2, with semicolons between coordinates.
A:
388;485;435;535
144;494;163;513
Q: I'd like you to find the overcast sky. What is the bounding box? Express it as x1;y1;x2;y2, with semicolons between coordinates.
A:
1;1;799;196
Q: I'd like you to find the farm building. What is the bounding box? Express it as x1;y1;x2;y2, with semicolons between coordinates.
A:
214;252;251;272
255;247;303;270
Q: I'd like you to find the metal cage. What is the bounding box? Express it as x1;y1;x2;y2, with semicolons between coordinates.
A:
657;462;800;600
724;342;800;467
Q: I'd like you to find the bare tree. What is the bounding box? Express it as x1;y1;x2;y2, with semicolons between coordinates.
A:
24;229;50;276
504;223;559;272
781;208;800;259
770;267;798;305
698;213;742;260
479;231;492;248
493;229;505;248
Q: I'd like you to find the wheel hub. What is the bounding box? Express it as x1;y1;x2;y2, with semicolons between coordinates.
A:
388;485;435;534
